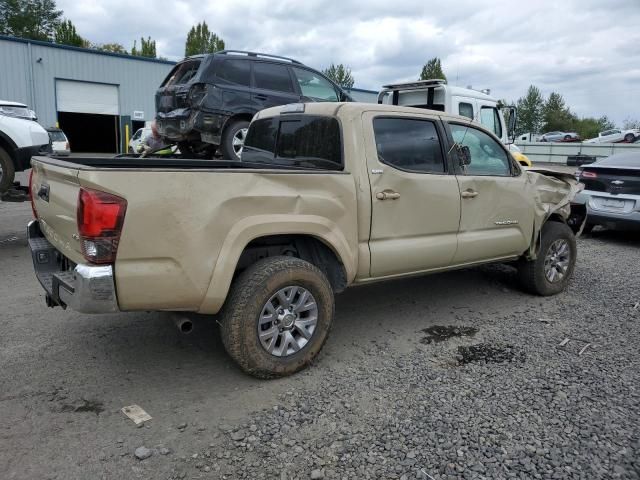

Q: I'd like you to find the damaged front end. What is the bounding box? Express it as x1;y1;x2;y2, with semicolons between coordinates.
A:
524;168;586;259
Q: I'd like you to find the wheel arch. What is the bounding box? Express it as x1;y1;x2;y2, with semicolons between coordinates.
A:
198;218;356;314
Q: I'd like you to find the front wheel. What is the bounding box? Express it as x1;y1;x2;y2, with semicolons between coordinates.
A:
624;133;635;142
517;221;576;296
564;135;572;141
0;146;16;195
220;120;250;161
220;256;335;378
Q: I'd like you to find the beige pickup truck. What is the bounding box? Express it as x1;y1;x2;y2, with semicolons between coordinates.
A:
28;103;584;378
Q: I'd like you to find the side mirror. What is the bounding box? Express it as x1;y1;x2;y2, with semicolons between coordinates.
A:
457;145;472;166
29;110;38;121
507;106;517;142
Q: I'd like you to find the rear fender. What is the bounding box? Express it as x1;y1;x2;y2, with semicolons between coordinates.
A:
197;215;356;314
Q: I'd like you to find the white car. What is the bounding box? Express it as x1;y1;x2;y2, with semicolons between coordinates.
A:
46;128;70;156
584;129;640;143
129;127;151;153
0;100;50;199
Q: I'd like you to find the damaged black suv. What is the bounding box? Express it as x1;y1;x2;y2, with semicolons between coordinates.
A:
155;50;352;160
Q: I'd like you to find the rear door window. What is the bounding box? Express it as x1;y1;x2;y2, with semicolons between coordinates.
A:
291;67;339;101
253;63;295;93
216;59;251;86
242;115;342;169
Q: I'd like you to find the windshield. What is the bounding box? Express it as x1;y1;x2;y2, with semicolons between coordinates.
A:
0;104;31;119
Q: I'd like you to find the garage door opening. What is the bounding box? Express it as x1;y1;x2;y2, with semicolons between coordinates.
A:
57;112;120;153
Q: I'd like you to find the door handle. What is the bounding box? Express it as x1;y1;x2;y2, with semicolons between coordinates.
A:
254;94;268;101
376;190;401;200
460;189;479;199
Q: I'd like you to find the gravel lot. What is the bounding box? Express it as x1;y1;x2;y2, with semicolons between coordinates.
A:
1;173;639;479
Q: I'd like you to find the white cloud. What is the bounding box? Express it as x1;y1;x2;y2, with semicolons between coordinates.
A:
58;0;640;124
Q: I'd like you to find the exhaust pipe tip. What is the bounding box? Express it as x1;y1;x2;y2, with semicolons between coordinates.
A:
172;314;193;334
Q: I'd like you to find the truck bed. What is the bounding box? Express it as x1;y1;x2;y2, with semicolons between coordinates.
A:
41;155;338;171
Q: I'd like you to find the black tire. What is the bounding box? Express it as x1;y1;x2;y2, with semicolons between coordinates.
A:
220;256;334;378
0;146;16;195
220;119;250;161
517;221;576;296
128;147;134;153
624;133;635;142
564;135;571;141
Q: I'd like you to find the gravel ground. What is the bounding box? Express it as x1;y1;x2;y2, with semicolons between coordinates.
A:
1;184;639;479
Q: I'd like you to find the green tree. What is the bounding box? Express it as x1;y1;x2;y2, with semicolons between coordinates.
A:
94;43;128;54
322;63;355;89
184;21;225;56
541;92;575;132
0;0;62;41
54;19;87;47
570;117;600;140
131;36;156;58
597;115;615;131
419;57;446;82
515;85;544;135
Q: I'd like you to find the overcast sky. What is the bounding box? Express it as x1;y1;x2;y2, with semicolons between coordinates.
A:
58;0;640;124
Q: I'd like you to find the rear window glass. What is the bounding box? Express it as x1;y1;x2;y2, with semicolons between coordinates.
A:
161;60;201;87
242;115;342;169
217;59;251;86
48;130;66;141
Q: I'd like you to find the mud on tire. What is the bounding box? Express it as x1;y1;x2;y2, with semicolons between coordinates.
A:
220;256;335;378
518;221;577;296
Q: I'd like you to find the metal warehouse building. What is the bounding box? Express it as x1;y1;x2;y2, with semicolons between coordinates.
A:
0;35;175;153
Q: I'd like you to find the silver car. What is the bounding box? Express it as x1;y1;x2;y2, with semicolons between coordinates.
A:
575;152;640;231
540;131;580;142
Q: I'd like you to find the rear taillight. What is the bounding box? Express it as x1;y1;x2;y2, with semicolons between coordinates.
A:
188;83;208;106
29;169;37;218
581;171;597;178
77;188;127;264
65;141;70;150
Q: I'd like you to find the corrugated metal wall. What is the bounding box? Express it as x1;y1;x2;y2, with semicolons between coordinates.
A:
0;37;174;129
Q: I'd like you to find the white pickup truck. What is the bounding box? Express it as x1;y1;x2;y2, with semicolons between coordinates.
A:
27;102;584;377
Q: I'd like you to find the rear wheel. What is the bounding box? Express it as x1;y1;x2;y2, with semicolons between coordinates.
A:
220;120;250;161
518;221;576;296
220;256;334;378
0;146;16;195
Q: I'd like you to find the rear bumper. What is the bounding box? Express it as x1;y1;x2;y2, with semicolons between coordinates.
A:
574;189;640;230
27;220;119;313
156;109;227;145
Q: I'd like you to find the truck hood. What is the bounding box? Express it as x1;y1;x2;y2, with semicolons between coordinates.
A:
525;168;584;258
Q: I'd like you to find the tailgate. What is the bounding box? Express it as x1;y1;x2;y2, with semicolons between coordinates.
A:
31;157;84;264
